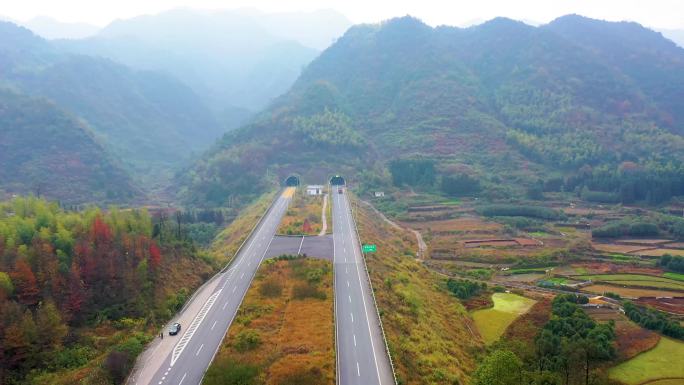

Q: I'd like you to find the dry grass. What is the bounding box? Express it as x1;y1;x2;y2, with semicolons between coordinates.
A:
210;191;278;264
277;190;325;235
207;258;334;385
355;198;481;385
502;298;552;346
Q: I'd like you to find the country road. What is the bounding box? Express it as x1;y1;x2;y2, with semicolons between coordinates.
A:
333;189;395;385
131;188;293;385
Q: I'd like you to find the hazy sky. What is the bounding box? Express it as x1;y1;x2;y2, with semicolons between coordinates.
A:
2;0;683;29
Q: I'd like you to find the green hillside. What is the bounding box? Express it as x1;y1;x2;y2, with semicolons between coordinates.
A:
0;21;223;189
0;89;139;203
181;15;684;206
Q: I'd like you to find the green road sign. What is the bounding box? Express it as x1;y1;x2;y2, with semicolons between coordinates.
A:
362;244;377;253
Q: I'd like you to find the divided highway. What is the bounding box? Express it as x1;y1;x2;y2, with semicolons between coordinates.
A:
140;188;293;385
333;189;395;385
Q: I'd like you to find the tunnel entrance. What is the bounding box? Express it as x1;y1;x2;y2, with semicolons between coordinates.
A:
284;175;300;187
329;175;346;186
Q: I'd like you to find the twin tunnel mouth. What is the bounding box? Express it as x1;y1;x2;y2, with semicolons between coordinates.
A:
284;175;346;187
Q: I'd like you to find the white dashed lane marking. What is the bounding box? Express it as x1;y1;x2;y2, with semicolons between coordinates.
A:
170;289;221;366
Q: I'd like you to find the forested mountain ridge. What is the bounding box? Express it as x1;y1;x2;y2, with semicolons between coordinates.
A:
182;15;684;206
0;89;139;204
0;21;223;190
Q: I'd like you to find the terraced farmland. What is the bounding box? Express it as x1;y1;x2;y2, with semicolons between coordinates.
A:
575;274;684;291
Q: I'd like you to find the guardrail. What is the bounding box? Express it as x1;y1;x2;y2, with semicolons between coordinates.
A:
348;195;399;385
176;190;280;314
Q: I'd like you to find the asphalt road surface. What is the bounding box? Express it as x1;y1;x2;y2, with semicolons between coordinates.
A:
144;188;293;385
333;189;395;385
265;235;334;260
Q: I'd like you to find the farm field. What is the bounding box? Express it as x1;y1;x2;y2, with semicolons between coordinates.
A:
583;284;683;299
496;273;545;283
636;297;684;316
203;258;334;385
472;293;536;345
592;242;652;254
574;274;684;291
585;308;660;361
609;337;684;385
402;216;502;233
664;272;684;282
637;248;684;257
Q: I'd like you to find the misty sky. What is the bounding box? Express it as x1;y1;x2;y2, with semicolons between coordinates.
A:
1;0;683;29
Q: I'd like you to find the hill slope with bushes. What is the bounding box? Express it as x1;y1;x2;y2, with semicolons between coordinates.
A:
0;90;138;203
182;15;684;206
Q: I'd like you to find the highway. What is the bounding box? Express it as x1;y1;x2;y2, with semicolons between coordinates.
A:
332;189;395;385
141;188;293;385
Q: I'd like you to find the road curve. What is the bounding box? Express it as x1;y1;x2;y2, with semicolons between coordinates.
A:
141;188;293;385
333;189;394;385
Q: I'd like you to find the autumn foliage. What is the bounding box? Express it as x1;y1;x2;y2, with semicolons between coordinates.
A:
0;197;169;384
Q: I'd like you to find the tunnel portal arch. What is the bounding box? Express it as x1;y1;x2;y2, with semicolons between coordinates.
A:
284;175;300;187
329;175;346;186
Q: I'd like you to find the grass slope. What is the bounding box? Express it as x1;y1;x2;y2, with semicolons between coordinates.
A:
355;197;481;385
209;191;278;266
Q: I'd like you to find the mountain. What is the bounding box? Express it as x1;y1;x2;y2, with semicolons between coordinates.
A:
181;15;684;206
545;15;684;131
23;16;99;39
55;8;350;115
0;21;223;189
0;89;138;203
659;28;684;48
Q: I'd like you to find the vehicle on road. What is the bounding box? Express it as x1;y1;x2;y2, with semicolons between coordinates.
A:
168;322;181;336
338;188;343;194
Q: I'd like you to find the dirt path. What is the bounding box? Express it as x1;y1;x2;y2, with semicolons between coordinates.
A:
319;193;328;236
359;199;427;259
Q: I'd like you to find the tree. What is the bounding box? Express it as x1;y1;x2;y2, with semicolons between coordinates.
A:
3;310;37;370
0;272;13;300
11;260;39;306
148;242;161;269
65;260;86;321
473;349;523;385
35;300;68;352
441;173;482;196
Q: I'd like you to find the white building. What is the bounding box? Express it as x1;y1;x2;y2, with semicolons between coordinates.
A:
306;185;324;195
374;191;385;197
